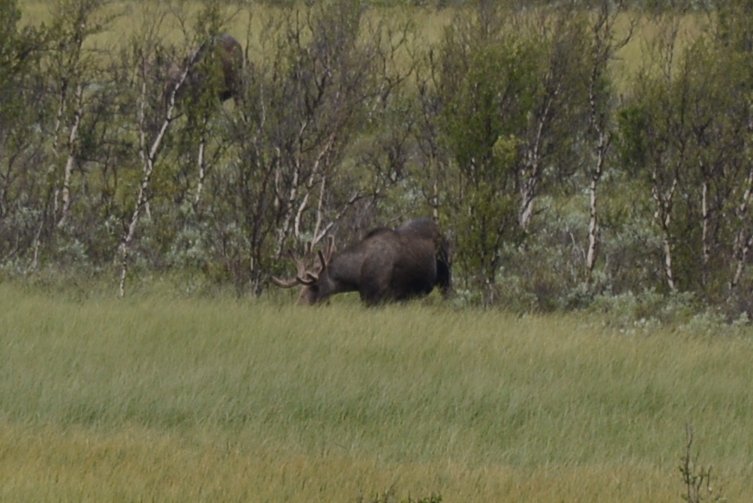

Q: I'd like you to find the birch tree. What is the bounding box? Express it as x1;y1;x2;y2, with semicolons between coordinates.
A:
202;0;413;294
715;0;753;294
619;11;711;294
0;0;45;263
583;0;634;282
27;0;114;268
513;5;589;233
428;0;590;302
117;5;200;297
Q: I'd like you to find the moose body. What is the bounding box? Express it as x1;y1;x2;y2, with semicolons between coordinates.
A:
165;33;244;105
273;218;451;306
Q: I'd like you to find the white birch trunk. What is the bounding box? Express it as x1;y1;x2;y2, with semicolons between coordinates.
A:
519;176;537;231
730;165;753;290
118;56;192;297
586;128;607;277
662;230;676;292
193;136;206;209
276;131;338;255
701;178;710;268
732;234;753;290
30;86;68;269
57;83;84;228
586;174;600;275
275;162;300;257
518;83;558;231
653;173;678;292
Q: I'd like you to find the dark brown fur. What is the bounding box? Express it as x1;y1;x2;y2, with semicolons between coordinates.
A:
274;218;452;306
165;33;243;105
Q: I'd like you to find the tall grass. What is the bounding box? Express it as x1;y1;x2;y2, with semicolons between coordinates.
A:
1;282;752;501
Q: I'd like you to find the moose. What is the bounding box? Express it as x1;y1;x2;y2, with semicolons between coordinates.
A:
164;33;244;106
272;218;451;305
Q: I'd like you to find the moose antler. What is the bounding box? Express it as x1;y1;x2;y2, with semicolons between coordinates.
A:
317;235;336;270
271;250;319;288
271;237;336;289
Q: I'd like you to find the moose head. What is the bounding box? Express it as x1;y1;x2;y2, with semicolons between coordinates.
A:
164;33;244;108
271;236;337;305
272;218;451;306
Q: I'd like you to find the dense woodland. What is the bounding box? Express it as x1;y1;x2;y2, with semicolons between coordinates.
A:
3;0;753;315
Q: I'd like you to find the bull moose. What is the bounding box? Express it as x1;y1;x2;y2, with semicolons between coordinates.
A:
272;217;451;305
165;33;244;105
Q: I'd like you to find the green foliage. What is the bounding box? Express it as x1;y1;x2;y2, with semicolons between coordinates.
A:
430;6;531;299
426;2;594;303
0;0;22;86
616;104;650;176
6;1;753;317
716;0;753;54
439;38;536;175
614;6;753;303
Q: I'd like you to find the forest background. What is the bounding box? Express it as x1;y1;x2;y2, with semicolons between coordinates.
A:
4;0;753;319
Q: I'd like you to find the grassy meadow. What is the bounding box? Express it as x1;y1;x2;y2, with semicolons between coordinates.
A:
17;1;456;49
2;282;753;501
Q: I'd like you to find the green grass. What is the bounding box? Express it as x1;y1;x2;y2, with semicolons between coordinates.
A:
1;282;752;501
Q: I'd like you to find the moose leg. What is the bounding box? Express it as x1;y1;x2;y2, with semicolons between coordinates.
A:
359;261;392;306
360;279;387;306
